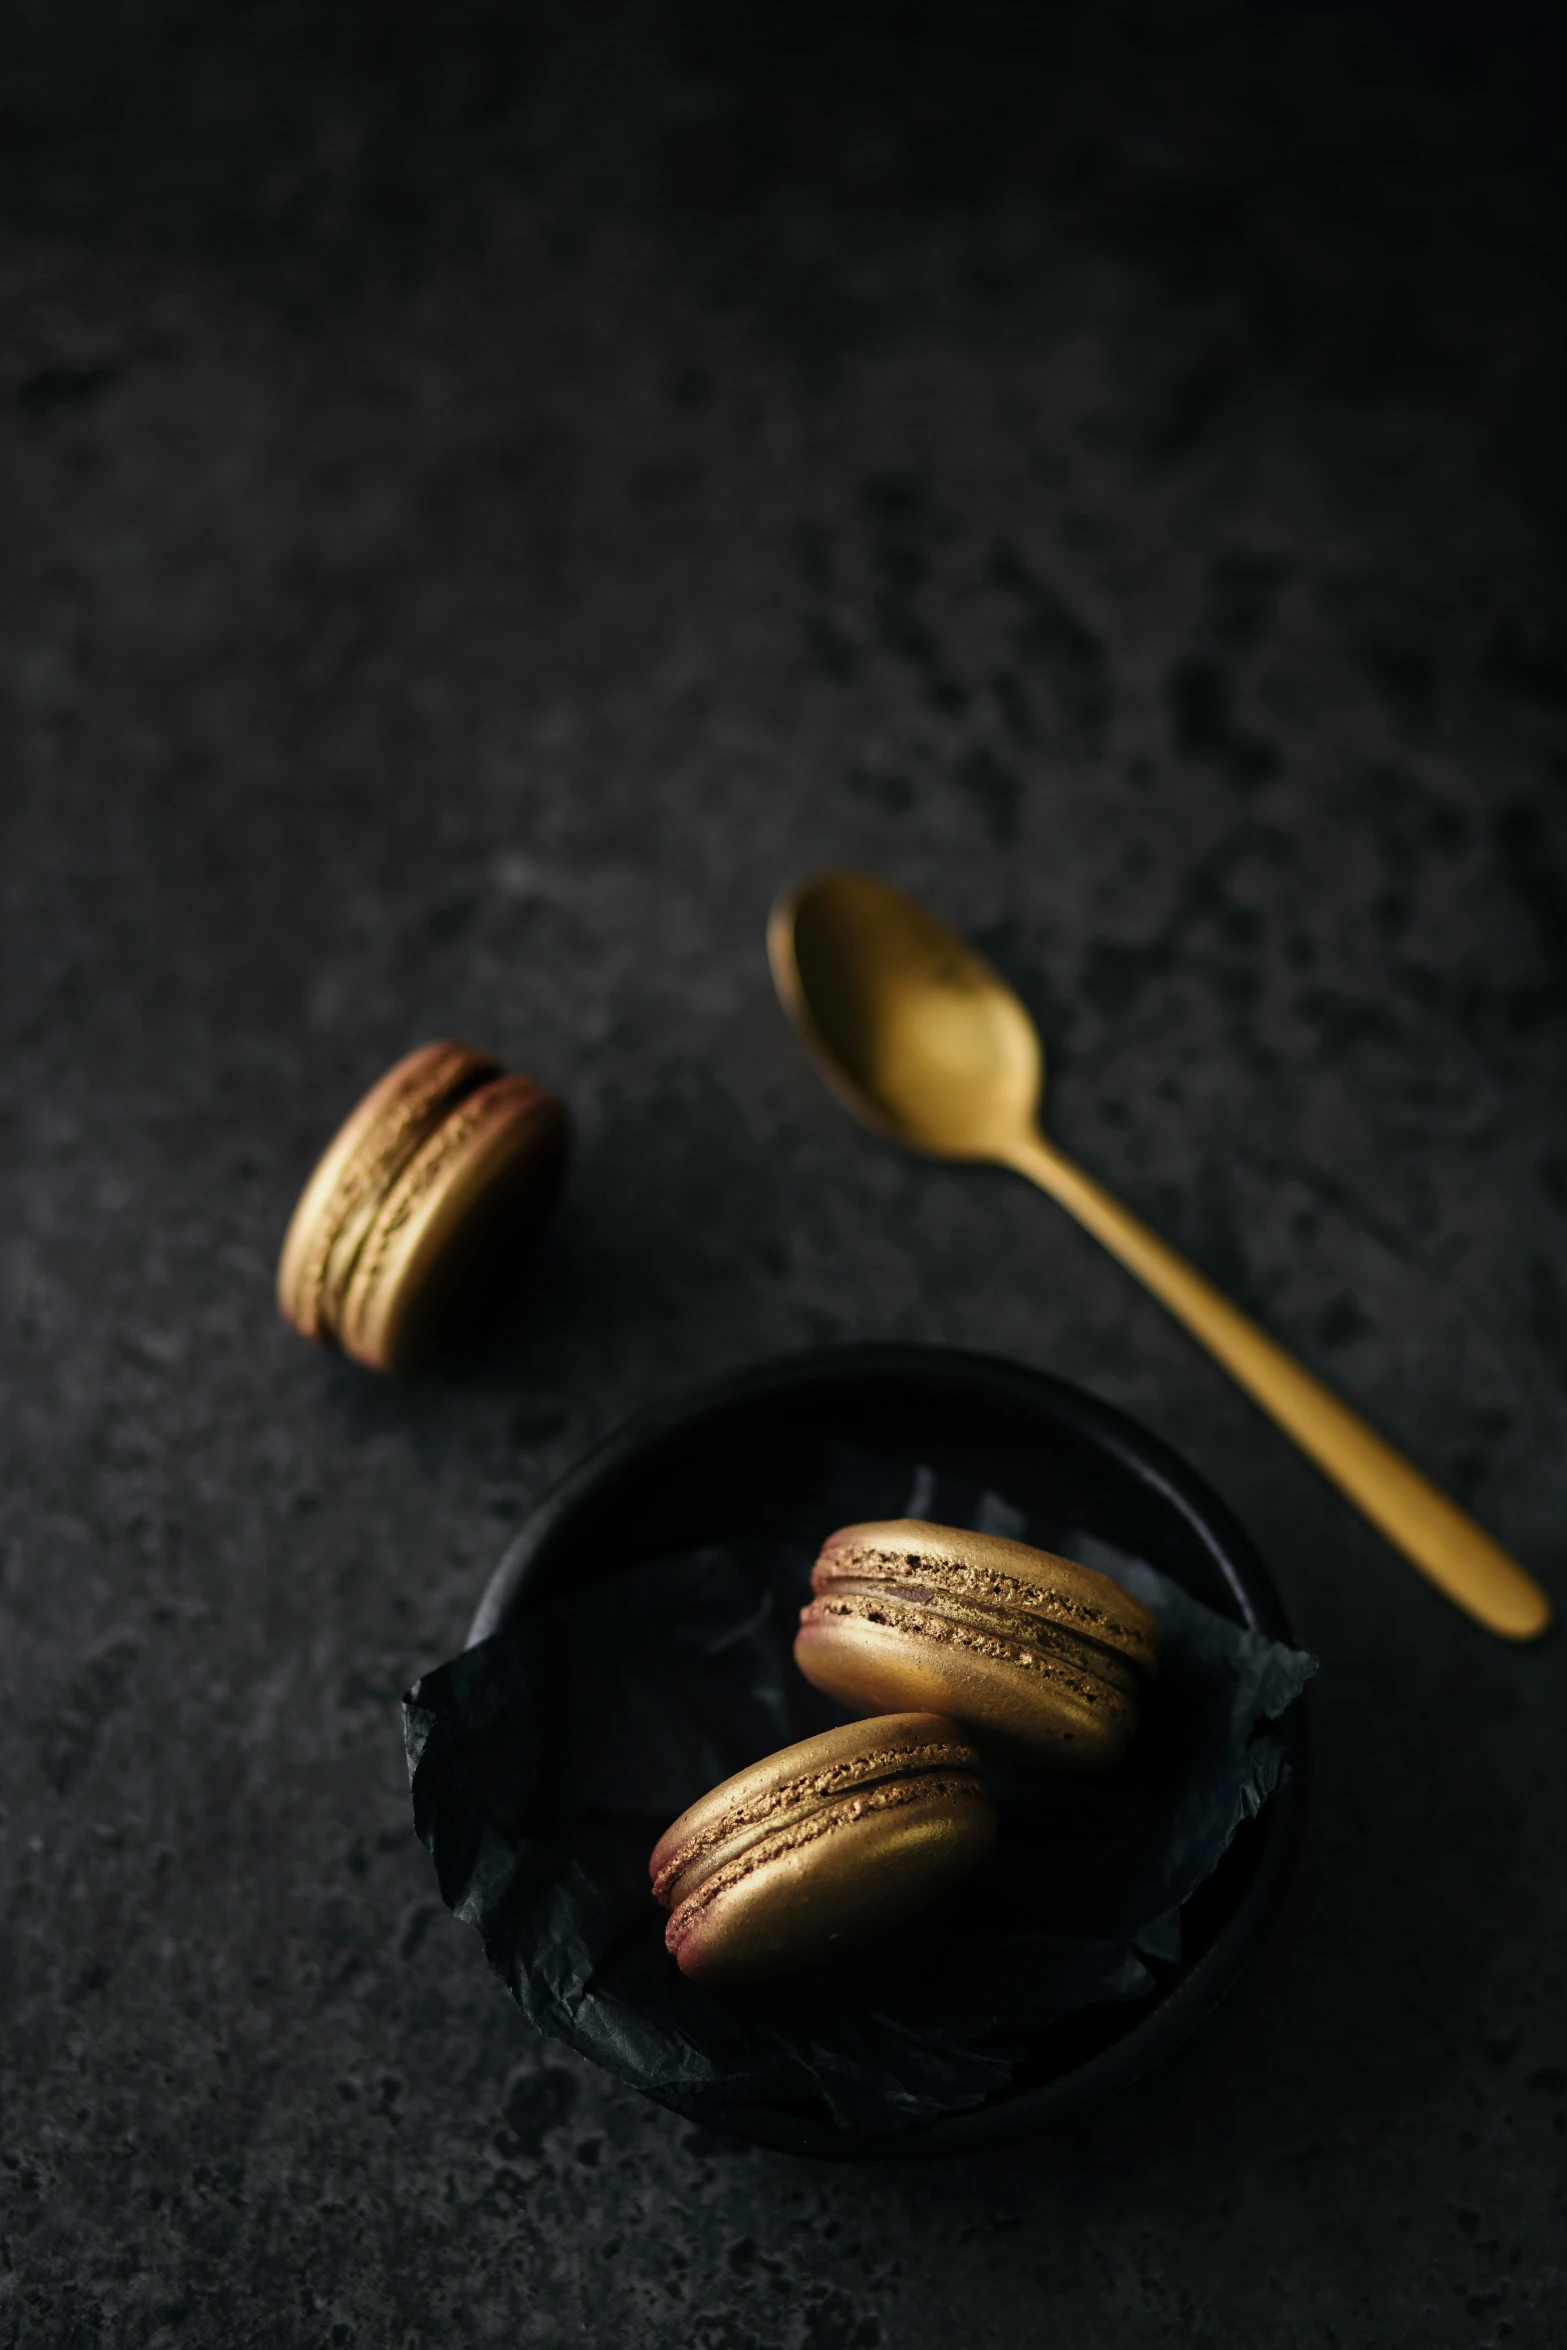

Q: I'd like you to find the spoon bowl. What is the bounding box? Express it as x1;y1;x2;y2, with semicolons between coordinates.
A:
770;871;1042;1161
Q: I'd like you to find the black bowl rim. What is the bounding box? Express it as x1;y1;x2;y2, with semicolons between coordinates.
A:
465;1343;1306;2160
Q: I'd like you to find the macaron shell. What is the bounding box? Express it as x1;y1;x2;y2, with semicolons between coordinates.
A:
795;1601;1140;1769
336;1073;568;1374
276;1041;498;1340
666;1778;997;1984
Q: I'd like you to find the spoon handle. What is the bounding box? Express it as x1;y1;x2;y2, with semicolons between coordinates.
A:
1004;1131;1551;1640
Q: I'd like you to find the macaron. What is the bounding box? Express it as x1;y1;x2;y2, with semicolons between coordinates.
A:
276;1040;568;1375
650;1714;996;1983
795;1519;1161;1770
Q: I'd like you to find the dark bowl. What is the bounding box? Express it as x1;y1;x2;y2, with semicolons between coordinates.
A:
467;1344;1305;2160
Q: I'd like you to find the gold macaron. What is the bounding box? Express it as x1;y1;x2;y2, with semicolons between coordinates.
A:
276;1040;568;1375
795;1518;1162;1770
650;1714;996;1983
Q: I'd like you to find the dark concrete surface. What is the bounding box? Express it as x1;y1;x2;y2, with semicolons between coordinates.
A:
3;7;1566;2343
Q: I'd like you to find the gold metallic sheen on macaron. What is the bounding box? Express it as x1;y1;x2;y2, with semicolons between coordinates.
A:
650;1714;996;1983
276;1041;568;1375
795;1519;1162;1770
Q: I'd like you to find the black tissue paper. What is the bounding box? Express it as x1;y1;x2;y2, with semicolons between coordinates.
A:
403;1450;1315;2135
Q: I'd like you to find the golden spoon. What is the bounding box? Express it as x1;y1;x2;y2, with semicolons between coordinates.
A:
768;867;1551;1641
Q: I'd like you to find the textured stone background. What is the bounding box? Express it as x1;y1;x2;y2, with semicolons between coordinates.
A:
3;6;1566;2344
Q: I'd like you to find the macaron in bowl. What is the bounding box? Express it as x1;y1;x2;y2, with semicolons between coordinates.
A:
650;1714;997;1983
796;1517;1161;1768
